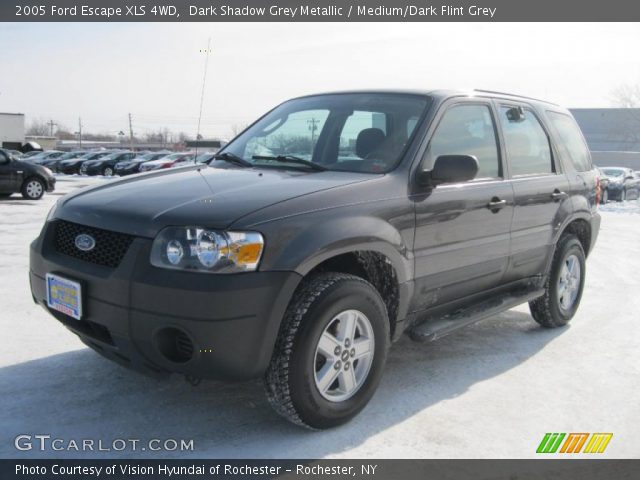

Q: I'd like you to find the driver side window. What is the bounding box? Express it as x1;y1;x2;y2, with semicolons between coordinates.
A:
426;104;501;179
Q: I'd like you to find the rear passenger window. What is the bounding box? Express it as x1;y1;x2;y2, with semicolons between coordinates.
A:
547;112;592;172
500;107;553;176
427;104;500;179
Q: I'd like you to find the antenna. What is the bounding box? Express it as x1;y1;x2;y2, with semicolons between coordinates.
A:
194;38;212;162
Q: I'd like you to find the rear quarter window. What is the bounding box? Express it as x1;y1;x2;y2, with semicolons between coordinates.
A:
547;111;592;172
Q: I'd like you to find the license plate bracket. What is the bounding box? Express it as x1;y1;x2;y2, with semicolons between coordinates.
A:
46;273;83;320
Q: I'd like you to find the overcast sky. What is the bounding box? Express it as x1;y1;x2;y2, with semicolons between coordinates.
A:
1;22;638;140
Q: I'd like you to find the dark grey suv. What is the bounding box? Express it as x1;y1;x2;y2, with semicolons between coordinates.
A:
29;90;600;429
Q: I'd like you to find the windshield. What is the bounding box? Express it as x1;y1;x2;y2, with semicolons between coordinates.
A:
602;168;624;177
220;93;430;173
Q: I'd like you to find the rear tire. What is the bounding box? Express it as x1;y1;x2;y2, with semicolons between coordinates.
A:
102;166;114;177
619;189;626;202
264;273;389;429
21;177;45;200
601;189;608;204
529;234;585;328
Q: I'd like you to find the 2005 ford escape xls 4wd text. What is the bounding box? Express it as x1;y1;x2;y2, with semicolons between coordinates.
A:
30;90;600;429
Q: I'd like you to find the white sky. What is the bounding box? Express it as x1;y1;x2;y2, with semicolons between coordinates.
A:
0;22;638;140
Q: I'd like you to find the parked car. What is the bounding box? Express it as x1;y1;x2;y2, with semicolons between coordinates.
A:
58;151;110;175
139;152;195;171
80;151;135;176
595;167;610;204
25;150;64;165
600;167;640;201
0;148;56;199
41;151;86;172
30;90;600;429
21;150;42;159
7;149;23;158
114;151;173;176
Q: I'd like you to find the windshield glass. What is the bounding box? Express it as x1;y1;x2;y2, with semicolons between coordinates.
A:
602;168;624;177
220;93;430;173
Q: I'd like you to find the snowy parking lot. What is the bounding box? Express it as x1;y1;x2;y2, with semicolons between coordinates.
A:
1;175;639;459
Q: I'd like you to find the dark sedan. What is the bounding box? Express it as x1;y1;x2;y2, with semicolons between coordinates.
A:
80;151;135;176
41;151;86;172
114;151;172;176
58;151;111;175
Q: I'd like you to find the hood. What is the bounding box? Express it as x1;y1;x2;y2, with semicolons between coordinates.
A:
55;166;374;238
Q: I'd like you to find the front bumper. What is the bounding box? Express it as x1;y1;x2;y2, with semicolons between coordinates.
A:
59;163;82;174
81;165;104;175
29;220;302;380
45;176;56;192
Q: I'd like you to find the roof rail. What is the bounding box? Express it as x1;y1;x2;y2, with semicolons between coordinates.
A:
474;89;559;106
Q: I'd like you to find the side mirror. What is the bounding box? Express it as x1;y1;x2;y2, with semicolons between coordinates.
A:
425;155;479;186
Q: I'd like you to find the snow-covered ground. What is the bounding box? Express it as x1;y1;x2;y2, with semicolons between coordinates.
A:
1;176;639;459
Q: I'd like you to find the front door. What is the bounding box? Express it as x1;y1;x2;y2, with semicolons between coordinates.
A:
411;100;513;313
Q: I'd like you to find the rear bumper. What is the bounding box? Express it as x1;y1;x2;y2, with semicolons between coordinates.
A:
29;221;302;380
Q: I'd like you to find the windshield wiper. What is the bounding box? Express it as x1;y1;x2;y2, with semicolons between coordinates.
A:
212;152;252;167
252;155;327;171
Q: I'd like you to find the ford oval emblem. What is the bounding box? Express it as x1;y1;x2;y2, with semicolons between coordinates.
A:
75;234;96;252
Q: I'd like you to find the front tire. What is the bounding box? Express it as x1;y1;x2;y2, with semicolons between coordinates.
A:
601;189;608;204
529;234;585;328
265;273;389;429
21;177;45;200
619;189;626;202
102;166;114;177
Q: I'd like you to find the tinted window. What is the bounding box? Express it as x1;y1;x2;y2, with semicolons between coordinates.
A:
337;111;386;163
547;112;591;172
427;104;500;179
500;107;553;176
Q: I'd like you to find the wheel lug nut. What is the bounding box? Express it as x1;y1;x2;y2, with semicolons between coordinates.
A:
350;348;355;357
345;339;351;347
334;346;341;356
344;362;350;371
334;361;341;370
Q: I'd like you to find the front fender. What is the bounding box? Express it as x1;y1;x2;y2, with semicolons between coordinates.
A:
257;213;414;284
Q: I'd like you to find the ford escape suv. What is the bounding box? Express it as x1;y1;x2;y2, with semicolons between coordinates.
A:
30;90;600;429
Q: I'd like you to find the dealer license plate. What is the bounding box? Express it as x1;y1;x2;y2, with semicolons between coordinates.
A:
46;273;82;320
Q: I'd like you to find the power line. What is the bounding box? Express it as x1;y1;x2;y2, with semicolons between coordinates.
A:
194;37;212;160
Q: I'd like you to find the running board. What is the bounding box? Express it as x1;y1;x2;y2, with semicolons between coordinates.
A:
407;287;545;343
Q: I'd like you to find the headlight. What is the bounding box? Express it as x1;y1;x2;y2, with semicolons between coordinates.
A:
150;227;264;273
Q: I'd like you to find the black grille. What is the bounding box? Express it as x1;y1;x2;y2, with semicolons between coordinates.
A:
54;220;133;268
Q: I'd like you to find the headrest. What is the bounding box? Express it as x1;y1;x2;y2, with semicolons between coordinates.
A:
356;128;386;159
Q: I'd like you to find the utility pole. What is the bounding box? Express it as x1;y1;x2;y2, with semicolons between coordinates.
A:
308;117;319;148
47;120;57;137
128;113;134;150
77;117;83;149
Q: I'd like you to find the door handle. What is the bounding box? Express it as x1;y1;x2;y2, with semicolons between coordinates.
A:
487;198;507;212
551;190;568;202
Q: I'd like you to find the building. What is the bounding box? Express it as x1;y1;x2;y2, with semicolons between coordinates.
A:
570;108;640;169
25;136;57;151
0;112;25;150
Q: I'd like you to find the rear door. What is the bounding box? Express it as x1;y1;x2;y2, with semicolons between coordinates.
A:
496;103;572;282
411;98;514;312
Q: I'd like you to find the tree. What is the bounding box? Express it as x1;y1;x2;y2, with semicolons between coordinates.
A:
26;119;51;136
610;83;640;108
